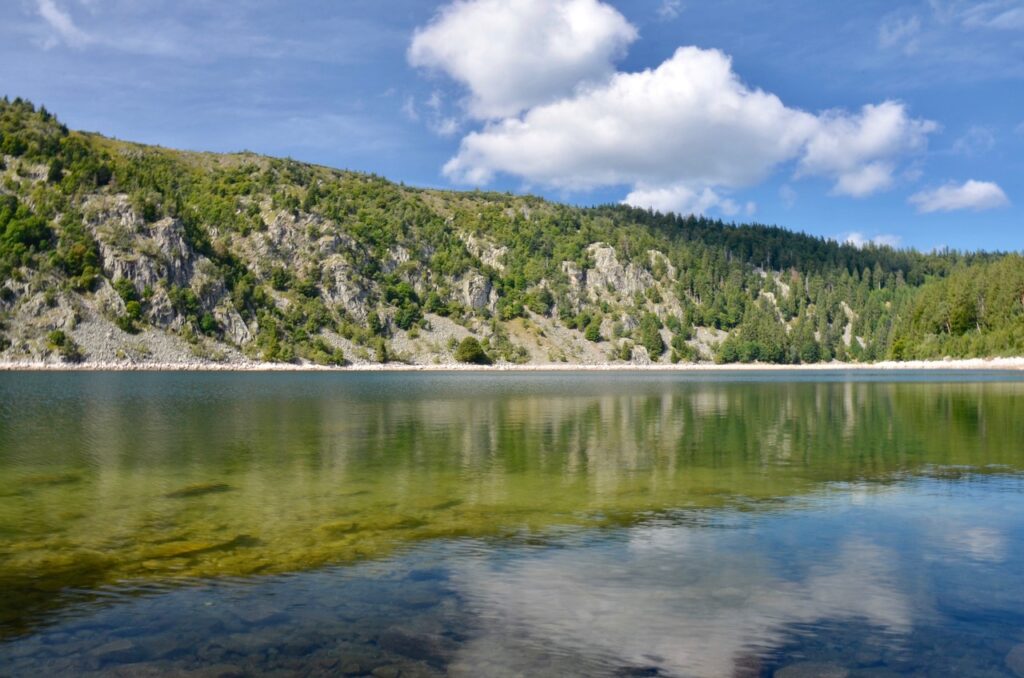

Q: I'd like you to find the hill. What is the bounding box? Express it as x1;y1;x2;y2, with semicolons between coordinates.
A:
1;97;1022;367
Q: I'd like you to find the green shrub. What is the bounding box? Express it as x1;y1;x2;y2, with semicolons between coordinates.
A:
269;266;292;291
617;340;633;361
47;329;83;362
525;288;553;316
3;214;52;251
374;338;389;363
115;314;138;334
113;278;138;303
454;336;490;364
367;310;385;336
394;303;421;331
305;337;345;366
199;312;219;335
638;313;665;357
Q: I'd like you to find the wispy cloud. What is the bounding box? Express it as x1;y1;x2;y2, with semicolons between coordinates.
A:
951;126;996;156
779;184;798;209
401;96;419;122
36;0;92;48
957;1;1024;30
25;1;396;62
879;14;922;55
868;1;1024;83
658;0;683;21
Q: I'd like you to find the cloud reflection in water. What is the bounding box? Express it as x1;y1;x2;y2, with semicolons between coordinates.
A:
451;523;913;677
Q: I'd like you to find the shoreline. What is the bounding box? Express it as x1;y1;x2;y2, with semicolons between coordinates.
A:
2;357;1024;373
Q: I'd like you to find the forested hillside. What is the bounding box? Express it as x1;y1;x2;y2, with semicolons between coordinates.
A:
1;98;1021;366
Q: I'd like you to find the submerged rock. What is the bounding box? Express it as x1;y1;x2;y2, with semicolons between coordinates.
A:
184;663;247;678
90;638;139;665
1007;644;1024;678
378;630;447;666
371;665;402;678
165;483;233;499
145;534;260;560
774;662;849;678
233;603;288;626
23;473;82;488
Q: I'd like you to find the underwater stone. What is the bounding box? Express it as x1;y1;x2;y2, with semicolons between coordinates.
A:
108;661;180;677
378;630;446;665
775;662;849;678
165;483;233;499
1008;645;1024;678
90;638;139;665
133;633;191;660
234;603;287;626
371;665;402;678
183;662;247;678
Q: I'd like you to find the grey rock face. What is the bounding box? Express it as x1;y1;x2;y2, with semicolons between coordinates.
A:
583;244;655;300
461;273;492;310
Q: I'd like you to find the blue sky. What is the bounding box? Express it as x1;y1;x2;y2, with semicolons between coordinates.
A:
1;0;1021;252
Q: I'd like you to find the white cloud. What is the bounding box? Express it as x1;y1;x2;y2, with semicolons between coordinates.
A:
408;0;637;119
624;184;738;217
444;47;820;189
909;180;1010;213
658;0;683;20
879;14;922;54
799;102;938;197
844;232;902;249
36;0;93;48
623;184;756;218
831;162;896;197
952;125;996;155
443;47;936;201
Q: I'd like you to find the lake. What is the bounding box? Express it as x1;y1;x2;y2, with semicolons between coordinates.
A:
1;371;1023;677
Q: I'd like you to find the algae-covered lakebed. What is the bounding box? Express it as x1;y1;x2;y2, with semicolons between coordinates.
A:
2;371;1024;676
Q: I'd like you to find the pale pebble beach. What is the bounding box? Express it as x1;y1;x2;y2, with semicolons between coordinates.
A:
2;357;1024;372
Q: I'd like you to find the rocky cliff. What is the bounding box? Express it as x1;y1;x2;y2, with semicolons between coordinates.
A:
2;98;1021;367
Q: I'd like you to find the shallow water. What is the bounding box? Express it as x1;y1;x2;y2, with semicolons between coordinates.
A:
1;371;1023;676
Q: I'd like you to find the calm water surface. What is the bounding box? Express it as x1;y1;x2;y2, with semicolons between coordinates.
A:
1;371;1024;677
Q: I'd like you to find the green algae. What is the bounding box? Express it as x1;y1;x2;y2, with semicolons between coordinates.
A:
164;483;233;499
22;474;82;488
0;373;1023;638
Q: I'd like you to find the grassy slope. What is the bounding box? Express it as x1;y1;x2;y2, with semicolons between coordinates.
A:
1;97;1022;365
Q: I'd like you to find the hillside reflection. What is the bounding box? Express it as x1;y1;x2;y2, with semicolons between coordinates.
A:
0;373;1023;640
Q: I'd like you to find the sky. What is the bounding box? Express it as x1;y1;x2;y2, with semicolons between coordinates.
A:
1;0;1021;252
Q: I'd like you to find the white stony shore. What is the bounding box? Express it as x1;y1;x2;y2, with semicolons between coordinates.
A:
2;357;1024;372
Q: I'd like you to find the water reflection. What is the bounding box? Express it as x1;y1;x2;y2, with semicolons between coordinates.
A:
453;535;911;676
1;477;1023;677
0;372;1023;674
